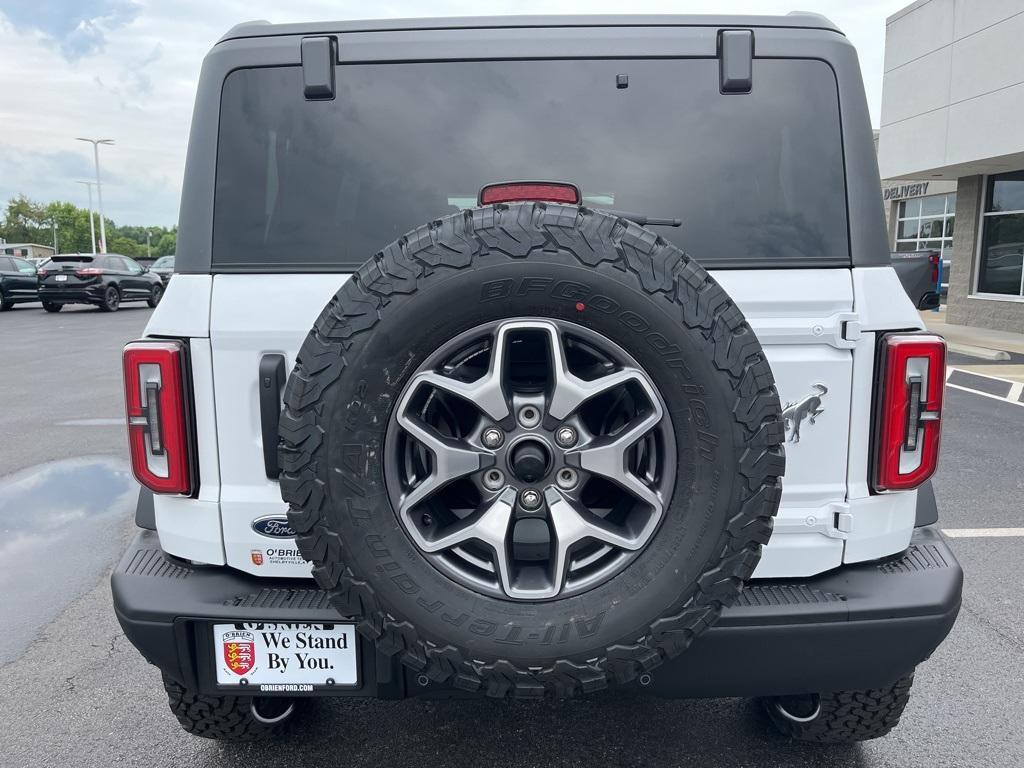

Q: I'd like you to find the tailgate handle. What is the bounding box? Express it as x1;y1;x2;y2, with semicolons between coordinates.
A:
259;354;287;479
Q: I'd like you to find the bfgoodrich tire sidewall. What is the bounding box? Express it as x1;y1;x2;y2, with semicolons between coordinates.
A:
321;253;745;665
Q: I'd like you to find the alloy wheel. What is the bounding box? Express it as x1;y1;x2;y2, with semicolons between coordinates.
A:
384;319;675;601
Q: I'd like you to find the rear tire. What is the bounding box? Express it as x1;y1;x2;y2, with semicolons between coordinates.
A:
42;302;62;313
148;284;163;308
100;285;120;312
761;672;915;743
162;674;299;741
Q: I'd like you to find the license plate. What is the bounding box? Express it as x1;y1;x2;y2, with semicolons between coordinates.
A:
213;622;358;691
55;275;68;281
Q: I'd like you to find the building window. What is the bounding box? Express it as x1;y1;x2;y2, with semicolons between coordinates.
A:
895;192;956;258
976;171;1024;297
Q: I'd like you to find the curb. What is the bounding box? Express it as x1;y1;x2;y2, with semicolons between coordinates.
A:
946;342;1011;361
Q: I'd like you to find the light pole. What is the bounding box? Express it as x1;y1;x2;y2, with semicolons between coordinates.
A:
76;180;97;254
76;137;113;253
51;219;59;255
146;231;152;259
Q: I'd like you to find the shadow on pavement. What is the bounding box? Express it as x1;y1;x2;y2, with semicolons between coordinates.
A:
212;692;867;768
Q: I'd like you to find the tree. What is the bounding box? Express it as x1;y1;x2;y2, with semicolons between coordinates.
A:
107;236;142;257
45;201;96;254
155;232;177;257
1;195;47;244
0;195;175;256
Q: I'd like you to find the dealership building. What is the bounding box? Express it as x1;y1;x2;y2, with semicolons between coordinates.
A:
0;242;55;259
877;0;1024;332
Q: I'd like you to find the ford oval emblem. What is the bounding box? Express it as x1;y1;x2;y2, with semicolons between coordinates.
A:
251;516;296;539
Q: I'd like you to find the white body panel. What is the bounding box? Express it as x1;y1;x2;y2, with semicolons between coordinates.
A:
145;274;212;338
144;267;926;579
715;271;854;577
210;276;347;576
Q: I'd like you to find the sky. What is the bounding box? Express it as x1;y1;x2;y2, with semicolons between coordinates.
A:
0;0;910;227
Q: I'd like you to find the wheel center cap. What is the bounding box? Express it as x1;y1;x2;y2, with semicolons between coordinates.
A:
509;439;551;483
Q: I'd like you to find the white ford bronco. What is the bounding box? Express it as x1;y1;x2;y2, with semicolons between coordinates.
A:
112;13;963;744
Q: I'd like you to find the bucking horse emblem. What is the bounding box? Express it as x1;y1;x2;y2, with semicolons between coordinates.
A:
782;384;827;443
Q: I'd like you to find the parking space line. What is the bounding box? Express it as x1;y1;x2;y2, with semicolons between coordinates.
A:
942;528;1024;538
945;367;1024;408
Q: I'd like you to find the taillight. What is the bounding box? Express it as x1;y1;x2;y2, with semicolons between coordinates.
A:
873;333;946;492
37;269;48;277
76;267;104;276
478;181;581;206
123;340;193;495
929;253;940;284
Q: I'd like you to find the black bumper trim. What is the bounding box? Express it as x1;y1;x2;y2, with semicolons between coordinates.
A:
111;526;962;699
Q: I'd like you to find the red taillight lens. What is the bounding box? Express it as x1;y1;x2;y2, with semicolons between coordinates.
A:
873;333;946;492
76;267;104;276
929;253;940;284
37;269;48;277
479;181;581;206
123;340;193;495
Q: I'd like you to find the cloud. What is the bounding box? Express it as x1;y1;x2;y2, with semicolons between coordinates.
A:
0;141;180;227
0;145;98;199
1;0;141;59
1;0;909;227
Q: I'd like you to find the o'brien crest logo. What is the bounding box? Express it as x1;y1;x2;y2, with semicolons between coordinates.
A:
783;384;827;443
250;550;264;566
222;630;256;676
252;515;296;539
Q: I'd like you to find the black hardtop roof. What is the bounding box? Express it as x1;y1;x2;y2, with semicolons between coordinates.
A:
218;12;841;43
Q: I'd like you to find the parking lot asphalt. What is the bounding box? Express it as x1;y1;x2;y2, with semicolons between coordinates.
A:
1;305;1022;767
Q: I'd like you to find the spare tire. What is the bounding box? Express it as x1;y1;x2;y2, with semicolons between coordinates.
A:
280;202;784;698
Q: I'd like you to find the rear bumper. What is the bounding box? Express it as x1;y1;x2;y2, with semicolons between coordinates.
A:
38;284;104;303
112;526;962;699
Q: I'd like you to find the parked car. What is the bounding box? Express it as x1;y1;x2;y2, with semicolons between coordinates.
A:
891;249;941;309
112;13;961;747
0;254;40;310
150;255;175;285
37;253;164;312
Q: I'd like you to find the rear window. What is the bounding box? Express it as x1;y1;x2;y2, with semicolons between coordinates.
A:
213;58;848;271
50;255;95;265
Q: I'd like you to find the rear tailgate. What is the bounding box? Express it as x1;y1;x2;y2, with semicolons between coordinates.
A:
208;270;856;578
196;43;878;579
40;260;100;292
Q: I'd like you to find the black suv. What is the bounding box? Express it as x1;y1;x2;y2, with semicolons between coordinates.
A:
38;254;164;312
0;255;39;310
150;255;175;285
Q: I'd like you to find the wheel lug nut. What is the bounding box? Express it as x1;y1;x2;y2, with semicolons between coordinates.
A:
556;468;579;490
519;489;542;511
482;469;505;491
481;427;504;449
555;426;578;448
